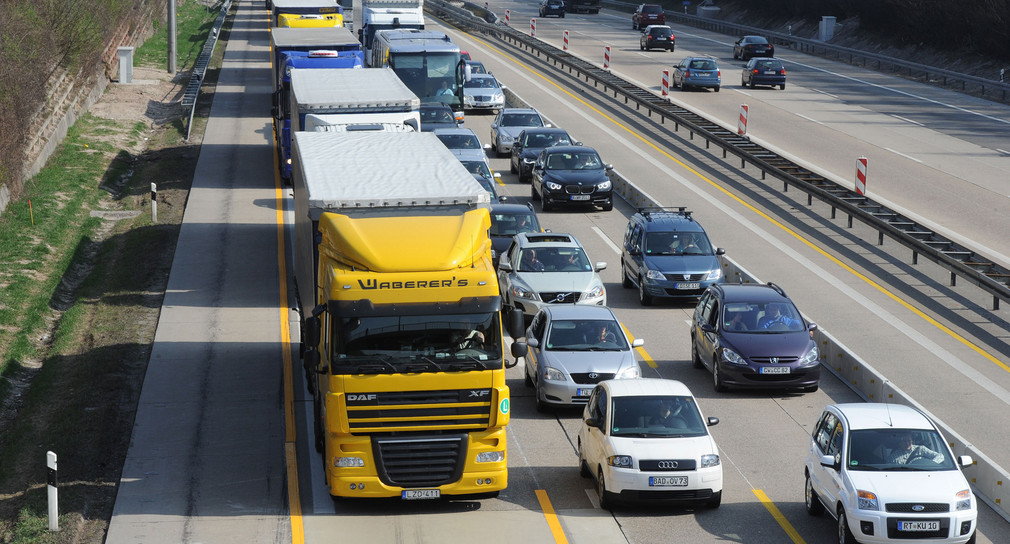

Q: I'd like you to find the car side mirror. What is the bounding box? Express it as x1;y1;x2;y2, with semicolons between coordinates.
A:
959;455;974;468
573;141;583;146
544;123;552;128
629;247;640;256
594;262;607;272
498;259;512;272
820;454;840;470
483;143;492;151
631;338;644;348
707;416;719;427
808;322;818;332
505;357;518;368
490;123;498;129
493;172;502;179
527;337;540;348
585;416;601;429
605;164;614;171
510;339;528;359
700;322;716;333
716;247;726;255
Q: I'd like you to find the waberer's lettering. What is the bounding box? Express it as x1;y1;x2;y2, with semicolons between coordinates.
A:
358;278;469;290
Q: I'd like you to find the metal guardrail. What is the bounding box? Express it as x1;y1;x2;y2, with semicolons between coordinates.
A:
183;0;233;140
599;0;1010;104
430;0;1010;311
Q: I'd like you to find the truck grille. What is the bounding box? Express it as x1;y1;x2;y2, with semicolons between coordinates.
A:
345;389;492;433
373;434;467;487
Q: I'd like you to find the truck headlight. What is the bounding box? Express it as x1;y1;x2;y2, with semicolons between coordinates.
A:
476;451;505;463
335;457;365;468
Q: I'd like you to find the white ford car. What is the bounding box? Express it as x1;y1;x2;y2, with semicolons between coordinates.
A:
804;403;977;544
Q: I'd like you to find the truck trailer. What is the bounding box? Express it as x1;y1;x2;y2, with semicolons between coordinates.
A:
271;0;343;27
359;0;425;61
291;131;521;500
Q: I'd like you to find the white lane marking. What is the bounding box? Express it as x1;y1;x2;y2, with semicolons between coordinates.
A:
795;113;824;125
585;488;600;509
997;149;1010;156
735;89;753;98
884;147;924;164
890;114;925;127
812;89;839;99
593;226;621;255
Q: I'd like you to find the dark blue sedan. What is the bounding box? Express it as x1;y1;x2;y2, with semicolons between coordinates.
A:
531;146;613;212
741;58;786;90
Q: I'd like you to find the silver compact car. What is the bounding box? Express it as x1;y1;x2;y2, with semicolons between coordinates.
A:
518;305;642;410
463;73;505;112
490;108;547;156
497;232;607;323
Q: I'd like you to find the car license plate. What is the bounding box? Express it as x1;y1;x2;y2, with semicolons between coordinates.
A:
764;70;777;75
897;521;939;532
696;72;710;77
649;476;688;487
760;366;790;374
571;195;590;201
674;282;700;290
577;388;594;396
402;489;440;500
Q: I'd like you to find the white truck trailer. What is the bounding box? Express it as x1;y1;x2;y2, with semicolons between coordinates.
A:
289;67;421;134
359;0;425;61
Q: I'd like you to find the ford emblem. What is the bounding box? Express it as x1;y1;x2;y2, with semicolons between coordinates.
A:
912;505;925;512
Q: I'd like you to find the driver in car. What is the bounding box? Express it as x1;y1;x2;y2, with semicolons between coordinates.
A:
886;432;943;464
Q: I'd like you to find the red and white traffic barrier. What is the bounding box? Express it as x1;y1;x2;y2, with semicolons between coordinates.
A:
603;46;610;70
737;104;749;136
531;18;536;38
505;9;510;25
662;70;669;97
563;30;569;51
855;156;868;195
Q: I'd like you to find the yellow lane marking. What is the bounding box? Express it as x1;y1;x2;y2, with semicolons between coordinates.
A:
620;323;657;369
464;34;1010;375
535;489;571;544
286;443;305;543
754;489;806;544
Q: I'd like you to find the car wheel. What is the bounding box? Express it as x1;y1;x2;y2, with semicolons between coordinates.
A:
597;468;613;510
602;198;613;212
640;44;645;51
632;21;637;30
560;12;565;18
510;160;517;174
638;276;653;306
749;80;755;89
838;508;858;544
966;531;977;544
524;358;534;387
733;50;738;60
706;490;722;508
535;383;549;413
531;183;540;201
621;262;633;289
578;439;591;478
715;86;721;92
691;339;703;369
713;360;728;392
805;473;825;516
741;79;747;87
780;83;786;90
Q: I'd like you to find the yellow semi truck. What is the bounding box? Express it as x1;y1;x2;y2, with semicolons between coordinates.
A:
291;131;522;500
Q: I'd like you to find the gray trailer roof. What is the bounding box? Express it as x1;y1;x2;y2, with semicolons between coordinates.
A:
291;68;420;112
293;132;491;211
270;27;359;49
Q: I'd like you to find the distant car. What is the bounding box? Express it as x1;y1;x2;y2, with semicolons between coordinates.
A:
621;207;724;305
489;202;542;262
632;4;665;30
497;232;607;323
805;403;977;544
539;0;565;17
433;127;491;154
640;25;674;51
471;172;503;202
453;150;502;202
464;59;489;75
742;57;786;89
462;73;505;112
578;378;723;509
419;104;461;131
691;282;820;392
672;56;721;92
511;127;577;182
733;35;774;60
490;108;547;157
564;0;600;14
518;305;642;411
531;146;613;211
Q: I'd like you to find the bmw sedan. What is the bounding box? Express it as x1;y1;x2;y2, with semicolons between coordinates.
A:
531;146;613;211
733;35;775;60
518;305;642;410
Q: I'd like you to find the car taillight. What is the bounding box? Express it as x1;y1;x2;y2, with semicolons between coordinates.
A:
779;69;786;74
752;69;759;74
717;70;721;77
684;70;690;77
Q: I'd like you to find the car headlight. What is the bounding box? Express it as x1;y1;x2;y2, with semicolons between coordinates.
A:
597;180;612;190
585;284;605;298
857;490;879;510
719;346;747;366
607;455;633;468
543;366;565;381
705;268;723;281
500;134;514;143
955;489;973;511
510;284;536;300
645;269;665;281
464;96;475;105
493;92;504;101
545;181;562;191
616;366;640;379
700;454;720;468
799;344;819;367
522;157;535;164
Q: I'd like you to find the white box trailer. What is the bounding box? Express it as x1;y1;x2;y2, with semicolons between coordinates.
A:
289;67;421;133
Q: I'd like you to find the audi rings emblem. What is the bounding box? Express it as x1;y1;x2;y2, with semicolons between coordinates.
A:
657;461;679;469
588;372;599;379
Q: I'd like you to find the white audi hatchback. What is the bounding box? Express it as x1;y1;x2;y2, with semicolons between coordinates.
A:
805;403;977;544
577;378;723;510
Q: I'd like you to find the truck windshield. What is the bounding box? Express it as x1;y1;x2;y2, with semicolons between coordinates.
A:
335;311;503;370
390;51;462;108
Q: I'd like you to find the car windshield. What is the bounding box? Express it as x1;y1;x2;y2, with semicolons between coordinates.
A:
465;77;499;89
753;60;781;70
642;5;663;14
610;395;707;437
525;132;571;148
650;28;673;37
745;36;769;44
437;133;481;149
466;62;487;74
689;59;718;70
846;429;956;471
422;108;454;123
545;319;628;351
519;246;591;272
545;151;602;170
461;160;492;178
644;231;713;255
722;302;805;333
502;113;543;127
491;212;539;236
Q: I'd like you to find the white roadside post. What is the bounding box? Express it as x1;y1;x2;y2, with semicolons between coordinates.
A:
47;451;58;531
151;183;158;223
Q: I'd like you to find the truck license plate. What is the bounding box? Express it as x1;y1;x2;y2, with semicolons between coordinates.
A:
897;521;939;532
402;489;440;500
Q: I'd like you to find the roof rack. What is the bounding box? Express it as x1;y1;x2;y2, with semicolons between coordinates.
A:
638;206;693;221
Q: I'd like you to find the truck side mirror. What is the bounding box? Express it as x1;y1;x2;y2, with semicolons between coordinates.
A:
509;308;525;339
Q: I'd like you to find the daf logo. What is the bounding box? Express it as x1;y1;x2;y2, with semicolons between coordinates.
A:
469;389;491;398
347;394;376;401
657;461;679;469
588;372;599;379
912;505;925;512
